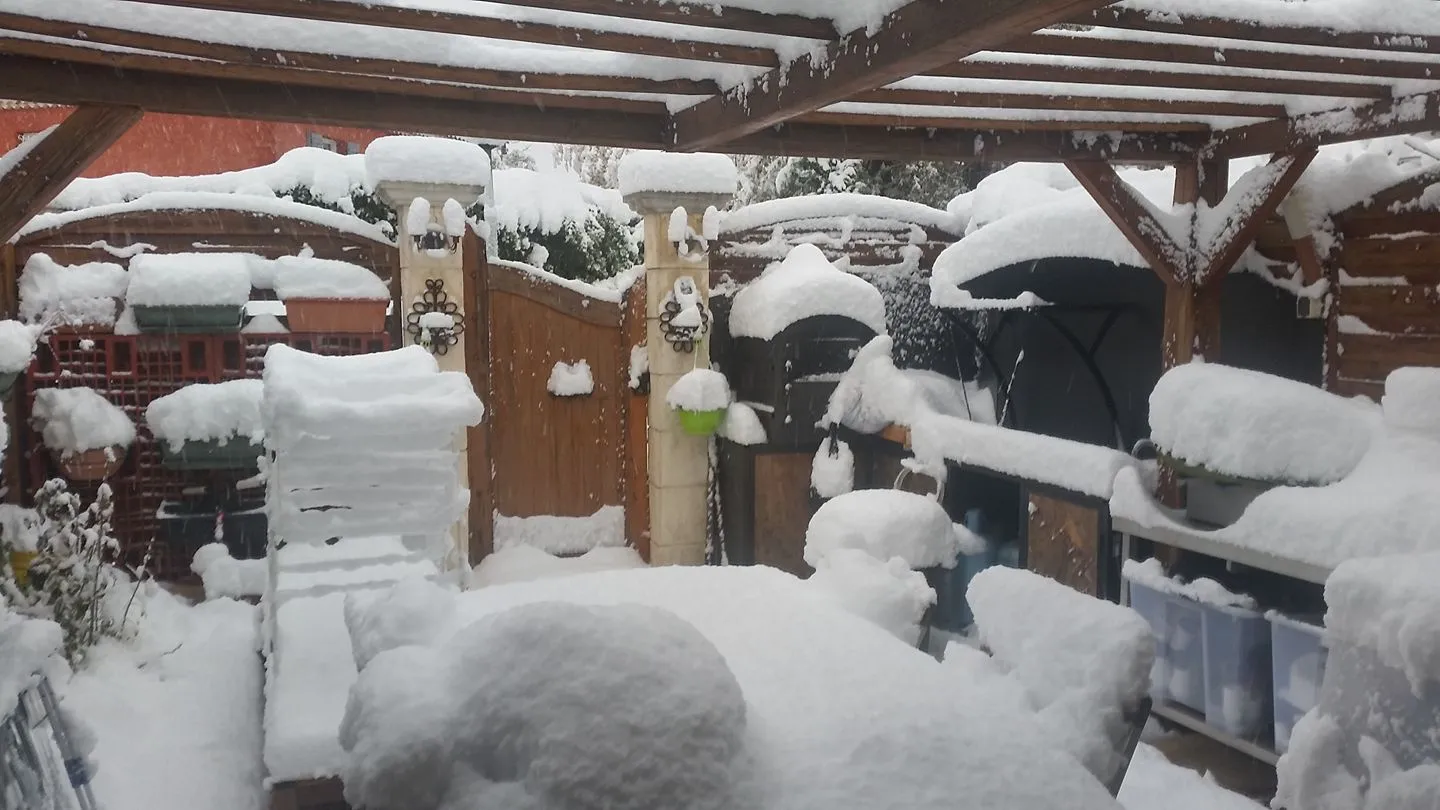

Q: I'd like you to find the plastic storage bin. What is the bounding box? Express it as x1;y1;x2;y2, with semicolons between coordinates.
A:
1124;579;1205;711
1126;580;1170;703
1201;602;1273;739
925;544;996;631
1269;613;1326;754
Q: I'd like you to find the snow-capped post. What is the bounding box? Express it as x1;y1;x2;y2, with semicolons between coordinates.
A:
618;152;737;566
366;136;490;557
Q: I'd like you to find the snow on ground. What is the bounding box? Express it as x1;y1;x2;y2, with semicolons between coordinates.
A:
492;505;626;556
61;586;264;810
1119;744;1267;810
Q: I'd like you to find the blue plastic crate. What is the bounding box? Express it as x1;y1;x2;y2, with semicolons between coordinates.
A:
1269;613;1326;754
1166;596;1207;712
1201;601;1273;739
1126;580;1170;703
925;544;997;631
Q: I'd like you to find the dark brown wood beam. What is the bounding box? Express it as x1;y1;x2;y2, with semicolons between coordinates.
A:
489;0;834;40
732;122;1201;162
1334;163;1440;219
1207;90;1440;158
0;53;669;149
0;34;669;115
1006;31;1440;80
0;11;717;95
1064;159;1187;283
928;61;1391;99
0;105;142;243
798;111;1211;133
668;0;1118;151
118;0;778;66
1077;7;1440;56
851;87;1284;118
1195;150;1316;284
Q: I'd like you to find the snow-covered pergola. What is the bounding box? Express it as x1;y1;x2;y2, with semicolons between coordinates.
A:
1;0;1438;376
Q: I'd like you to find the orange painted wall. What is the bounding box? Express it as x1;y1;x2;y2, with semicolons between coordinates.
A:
0;107;386;177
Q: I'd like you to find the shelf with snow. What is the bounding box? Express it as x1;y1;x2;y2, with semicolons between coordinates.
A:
665;368;731;437
18;253;129;332
127;253;252;333
31;387;135;481
272;254;390;334
0;320;42;398
145;379;265;471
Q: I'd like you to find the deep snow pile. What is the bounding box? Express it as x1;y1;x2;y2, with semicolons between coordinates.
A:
365;135;490;188
127;252;253;307
804;488;963;570
32;386;136;455
806;549;936;645
271;255;389;301
146;379;265;451
0;319;41;374
62;586;265;810
728;244;887;340
341;601;750;810
1325;552;1440;694
617;151;737;198
968;567;1156;780
340;565;1119;810
492;505;625;556
18;253;129;328
1149;363;1379;485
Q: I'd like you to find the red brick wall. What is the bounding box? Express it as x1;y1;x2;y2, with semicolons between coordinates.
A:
0;107;385;177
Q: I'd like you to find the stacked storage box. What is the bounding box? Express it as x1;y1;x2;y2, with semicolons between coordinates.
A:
1267;613;1327;754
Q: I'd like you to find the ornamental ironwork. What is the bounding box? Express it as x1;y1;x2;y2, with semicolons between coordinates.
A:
405;278;464;355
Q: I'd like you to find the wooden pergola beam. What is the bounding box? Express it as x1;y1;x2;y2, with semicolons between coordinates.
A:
0;12;718;95
1078;6;1440;56
730;122;1201;162
798;111;1210;133
117;0;779;67
852;87;1285;119
1195;150;1317;284
1207;90;1440;158
1005;32;1440;81
489;0;835;40
668;0;1117;151
928;61;1391;100
0;105;142;243
1063;159;1187;283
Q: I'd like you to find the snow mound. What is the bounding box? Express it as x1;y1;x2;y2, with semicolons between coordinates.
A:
146;379;265;450
805;488;962;570
617;151;737;198
471;545;646;588
340;601;749;810
806;548;935;645
728;244;886;340
968;566;1156;780
666;368;731;412
1150;362;1379;485
0;600;63;721
190;542;266;600
1382;367;1440;437
547;359;594;397
824;335;995;433
344;577;456;671
0;320;41;373
1326;552;1440;693
32;387;135;454
272;255;389;301
127;253;252;307
492;506;625;556
365;136;490;188
811;439;855;499
718;402;766;445
18;254;128;328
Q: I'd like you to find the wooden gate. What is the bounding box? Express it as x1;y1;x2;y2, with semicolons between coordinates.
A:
463;232;649;562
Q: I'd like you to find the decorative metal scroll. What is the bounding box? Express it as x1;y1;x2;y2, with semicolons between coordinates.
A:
405;278;464;356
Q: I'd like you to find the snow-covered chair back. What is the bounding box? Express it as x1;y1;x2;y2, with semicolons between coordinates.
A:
967;567;1155;794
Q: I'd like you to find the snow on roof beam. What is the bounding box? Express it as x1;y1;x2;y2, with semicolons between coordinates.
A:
853;87;1286;120
1208;89;1440;158
1077;6;1440;57
0;105;140;244
667;0;1119;151
929;61;1391;100
487;0;835;40
121;0;780;67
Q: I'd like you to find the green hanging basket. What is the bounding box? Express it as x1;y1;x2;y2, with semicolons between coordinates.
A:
676;407;726;437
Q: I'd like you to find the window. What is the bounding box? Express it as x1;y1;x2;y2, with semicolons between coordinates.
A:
306;132;339;152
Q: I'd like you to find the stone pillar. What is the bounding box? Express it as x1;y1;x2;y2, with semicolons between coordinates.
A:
375;180;483;569
623;188;732;566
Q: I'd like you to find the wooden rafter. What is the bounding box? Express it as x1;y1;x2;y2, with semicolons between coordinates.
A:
1064;159;1187;283
1335;163;1440;219
1195;150;1317;284
928;61;1391;99
667;0;1117;151
1208;89;1440;158
731;122;1200;162
852;87;1285;119
0;12;718;95
798;111;1211;133
1077;6;1440;56
1004;32;1440;81
488;0;834;40
116;0;779;67
0;105;142;243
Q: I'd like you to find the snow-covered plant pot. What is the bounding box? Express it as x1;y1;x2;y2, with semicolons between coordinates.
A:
0;320;42;399
146;379;265;471
273;255;390;334
128;253;251;334
666;368;731;437
32;387;136;481
19;253;129;333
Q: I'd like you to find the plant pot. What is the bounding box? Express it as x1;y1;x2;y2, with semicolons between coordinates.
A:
54;445;127;481
676;407;726;437
159;438;264;471
285;298;388;333
8;550;36;587
132;304;244;334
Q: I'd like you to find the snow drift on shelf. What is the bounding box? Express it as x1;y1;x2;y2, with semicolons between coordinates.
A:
1121;558;1257;610
1325;551;1440;693
18;253;128;328
127;253;252;307
728;243;887;340
146;379;265;451
617;151;737;198
32;387;135;455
